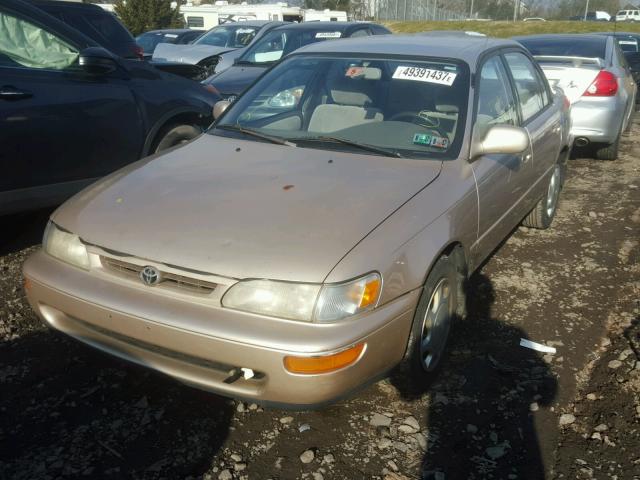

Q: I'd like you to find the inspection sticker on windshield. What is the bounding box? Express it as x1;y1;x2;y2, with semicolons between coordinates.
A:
413;133;449;149
393;66;457;86
315;32;342;38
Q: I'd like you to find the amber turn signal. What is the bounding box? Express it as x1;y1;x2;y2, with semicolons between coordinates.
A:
359;278;381;309
284;343;365;374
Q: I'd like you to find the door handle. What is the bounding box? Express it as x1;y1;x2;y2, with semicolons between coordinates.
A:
0;86;33;100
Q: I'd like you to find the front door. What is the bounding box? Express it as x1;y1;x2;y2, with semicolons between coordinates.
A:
0;6;141;212
470;54;533;261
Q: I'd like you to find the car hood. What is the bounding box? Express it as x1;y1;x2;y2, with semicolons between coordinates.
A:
53;135;442;283
214;48;244;74
207;64;267;96
152;43;233;64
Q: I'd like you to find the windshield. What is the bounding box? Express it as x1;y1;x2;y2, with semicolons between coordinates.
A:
194;25;260;48
238;29;345;65
517;37;607;59
212;55;469;160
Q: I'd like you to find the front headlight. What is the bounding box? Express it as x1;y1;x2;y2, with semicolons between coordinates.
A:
43;222;90;270
221;272;381;323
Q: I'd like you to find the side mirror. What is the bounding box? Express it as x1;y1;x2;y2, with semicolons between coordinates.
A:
79;47;118;76
470;124;529;160
213;100;231;119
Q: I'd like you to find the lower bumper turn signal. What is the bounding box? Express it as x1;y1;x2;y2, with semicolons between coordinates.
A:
284;343;365;374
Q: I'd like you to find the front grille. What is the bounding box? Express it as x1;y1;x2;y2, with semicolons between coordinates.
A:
100;256;218;295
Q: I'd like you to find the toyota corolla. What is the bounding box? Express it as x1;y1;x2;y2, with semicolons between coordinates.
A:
24;33;571;407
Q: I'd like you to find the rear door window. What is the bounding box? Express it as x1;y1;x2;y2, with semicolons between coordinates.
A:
476;56;518;134
504;52;546;123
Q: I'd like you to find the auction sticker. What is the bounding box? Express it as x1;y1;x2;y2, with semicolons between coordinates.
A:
316;32;342;38
393;66;457;86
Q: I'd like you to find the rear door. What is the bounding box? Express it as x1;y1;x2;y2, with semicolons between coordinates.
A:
0;2;141;212
503;51;561;208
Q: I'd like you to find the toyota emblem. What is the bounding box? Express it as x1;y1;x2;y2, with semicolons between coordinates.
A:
140;266;161;286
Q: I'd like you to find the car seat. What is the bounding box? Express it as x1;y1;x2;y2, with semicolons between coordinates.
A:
308;75;383;133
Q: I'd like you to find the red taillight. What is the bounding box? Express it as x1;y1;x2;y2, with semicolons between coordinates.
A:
132;44;144;60
582;70;618;97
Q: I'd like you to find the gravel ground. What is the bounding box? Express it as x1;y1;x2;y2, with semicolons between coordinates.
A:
1;123;639;480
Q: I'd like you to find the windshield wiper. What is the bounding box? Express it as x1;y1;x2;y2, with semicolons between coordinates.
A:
216;124;296;146
302;136;403;158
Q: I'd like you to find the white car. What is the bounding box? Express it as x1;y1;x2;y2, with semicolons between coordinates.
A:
616;9;640;22
586;10;612;21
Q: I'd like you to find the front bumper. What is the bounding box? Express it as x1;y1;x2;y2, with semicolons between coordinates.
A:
570;96;625;144
24;251;418;407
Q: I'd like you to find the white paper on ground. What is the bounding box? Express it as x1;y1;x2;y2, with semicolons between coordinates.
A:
520;338;557;354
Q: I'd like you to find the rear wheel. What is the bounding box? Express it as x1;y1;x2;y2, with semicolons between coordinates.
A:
523;163;561;229
153;124;202;153
594;137;620;160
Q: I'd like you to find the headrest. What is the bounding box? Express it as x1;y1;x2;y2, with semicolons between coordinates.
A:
330;68;381;107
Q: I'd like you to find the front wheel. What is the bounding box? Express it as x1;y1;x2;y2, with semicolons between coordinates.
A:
522;163;561;229
399;250;465;385
153;124;202;153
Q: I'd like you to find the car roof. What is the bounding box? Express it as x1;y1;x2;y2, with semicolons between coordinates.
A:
514;34;609;43
269;21;374;32
294;32;520;66
592;31;640;37
29;0;107;13
217;20;275;27
142;29;195;35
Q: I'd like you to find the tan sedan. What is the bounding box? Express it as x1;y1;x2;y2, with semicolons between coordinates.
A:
24;33;571;407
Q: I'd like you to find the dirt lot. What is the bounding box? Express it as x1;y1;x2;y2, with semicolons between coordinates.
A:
1;124;639;480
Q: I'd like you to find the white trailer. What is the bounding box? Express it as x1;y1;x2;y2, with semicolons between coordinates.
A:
180;3;303;29
180;6;221;30
303;9;348;21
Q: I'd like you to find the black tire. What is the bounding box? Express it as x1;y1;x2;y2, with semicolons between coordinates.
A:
398;248;466;385
153;124;202;153
594;136;620;160
623;108;635;136
523;163;561;229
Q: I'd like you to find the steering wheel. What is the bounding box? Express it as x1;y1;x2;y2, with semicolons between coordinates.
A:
388;111;449;140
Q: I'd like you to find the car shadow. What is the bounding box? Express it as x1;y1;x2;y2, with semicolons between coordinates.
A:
391;272;558;479
0;327;233;479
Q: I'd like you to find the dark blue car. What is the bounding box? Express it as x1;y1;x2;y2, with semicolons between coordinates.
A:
0;0;220;215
